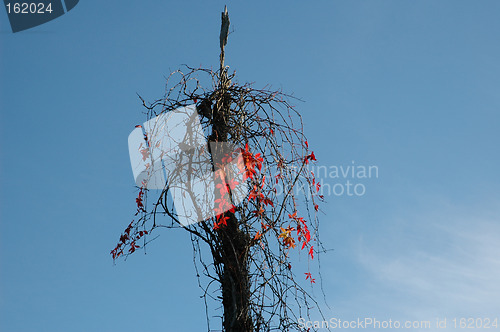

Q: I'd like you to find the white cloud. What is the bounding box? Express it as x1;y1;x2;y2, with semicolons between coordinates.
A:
356;206;500;330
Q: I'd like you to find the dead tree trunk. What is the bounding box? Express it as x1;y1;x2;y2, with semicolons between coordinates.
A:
209;6;253;332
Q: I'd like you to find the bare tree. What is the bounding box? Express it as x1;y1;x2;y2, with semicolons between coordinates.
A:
112;7;326;332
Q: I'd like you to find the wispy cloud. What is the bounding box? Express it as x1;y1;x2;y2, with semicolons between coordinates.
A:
356;205;500;330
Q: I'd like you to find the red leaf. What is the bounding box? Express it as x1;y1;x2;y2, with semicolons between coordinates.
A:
139;148;150;162
129;241;139;253
304;229;311;243
305;272;315;284
262;198;274;207
120;234;128;243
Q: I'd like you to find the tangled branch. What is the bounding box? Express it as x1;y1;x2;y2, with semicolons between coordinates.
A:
112;65;328;331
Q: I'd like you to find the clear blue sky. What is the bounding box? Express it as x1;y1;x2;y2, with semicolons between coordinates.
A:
1;1;499;331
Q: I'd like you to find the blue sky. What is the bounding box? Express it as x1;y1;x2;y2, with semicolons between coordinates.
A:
1;1;499;331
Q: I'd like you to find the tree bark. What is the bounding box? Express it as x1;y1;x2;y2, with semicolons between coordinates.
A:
209;8;253;330
210;81;253;332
